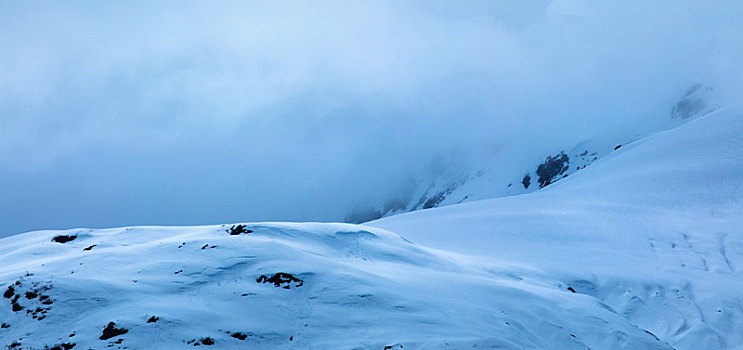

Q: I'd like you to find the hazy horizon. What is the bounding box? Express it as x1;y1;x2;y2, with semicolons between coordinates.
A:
2;0;743;236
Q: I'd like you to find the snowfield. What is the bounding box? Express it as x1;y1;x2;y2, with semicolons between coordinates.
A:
345;83;720;223
2;110;742;349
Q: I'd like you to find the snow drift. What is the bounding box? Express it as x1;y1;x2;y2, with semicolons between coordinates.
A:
1;109;742;349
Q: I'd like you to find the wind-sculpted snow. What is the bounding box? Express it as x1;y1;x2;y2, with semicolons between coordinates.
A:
2;222;672;349
372;110;743;350
2;110;741;349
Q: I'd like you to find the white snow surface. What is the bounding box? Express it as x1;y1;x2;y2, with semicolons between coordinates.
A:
371;109;743;349
1;110;742;349
348;83;721;222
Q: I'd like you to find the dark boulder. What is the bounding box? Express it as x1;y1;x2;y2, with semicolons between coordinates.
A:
536;152;569;188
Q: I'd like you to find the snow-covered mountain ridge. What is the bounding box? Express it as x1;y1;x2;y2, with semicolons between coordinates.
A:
1;105;741;349
370;108;743;349
346;84;720;223
0;222;677;350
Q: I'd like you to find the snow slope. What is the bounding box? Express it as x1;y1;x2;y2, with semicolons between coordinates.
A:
347;83;721;223
1;108;741;349
371;109;743;349
1;224;672;349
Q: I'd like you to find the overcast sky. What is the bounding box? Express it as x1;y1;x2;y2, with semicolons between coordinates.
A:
1;0;742;236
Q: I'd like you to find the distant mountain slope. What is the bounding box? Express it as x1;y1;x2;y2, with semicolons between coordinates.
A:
1;106;740;350
347;84;720;223
370;108;743;349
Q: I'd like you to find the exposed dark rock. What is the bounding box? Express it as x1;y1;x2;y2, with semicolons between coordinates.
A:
412;177;467;210
671;84;711;119
671;98;707;119
99;322;128;340
230;332;248;340
228;224;252;235
423;183;460;209
5;279;54;319
11;302;23;312
52;235;77;244
188;337;215;346
384;344;403;350
522;174;531;189
614;144;622;150
257;273;304;289
4;285;14;298
567;287;576;293
147;316;159;323
83;245;96;251
1;322;9;328
423;192;446;209
48;343;76;350
536;152;569;188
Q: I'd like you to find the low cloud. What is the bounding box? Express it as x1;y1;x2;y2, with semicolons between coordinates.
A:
1;0;741;235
